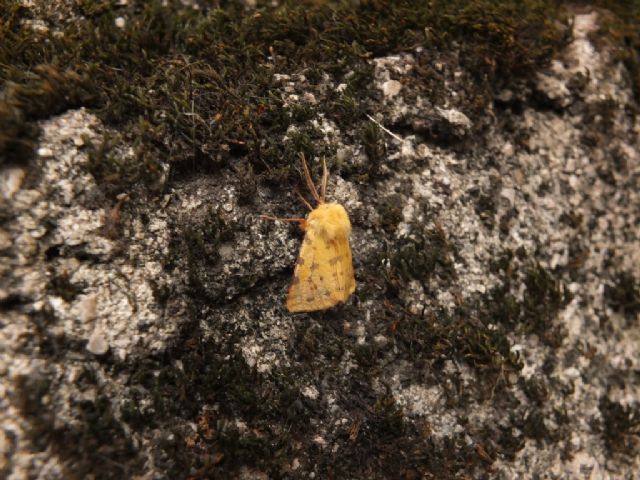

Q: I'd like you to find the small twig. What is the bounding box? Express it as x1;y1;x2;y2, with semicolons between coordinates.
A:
366;114;404;143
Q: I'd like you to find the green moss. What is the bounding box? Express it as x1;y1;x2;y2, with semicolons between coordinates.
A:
121;321;315;477
0;101;38;164
232;161;258;205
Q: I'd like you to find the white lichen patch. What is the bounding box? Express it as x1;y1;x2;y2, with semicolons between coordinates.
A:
536;11;631;109
0;109;181;479
240;321;293;374
375;10;640;478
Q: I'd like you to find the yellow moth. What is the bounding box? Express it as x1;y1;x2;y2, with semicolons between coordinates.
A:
262;154;356;313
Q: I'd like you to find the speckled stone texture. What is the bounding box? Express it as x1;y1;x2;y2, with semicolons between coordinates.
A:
1;6;639;480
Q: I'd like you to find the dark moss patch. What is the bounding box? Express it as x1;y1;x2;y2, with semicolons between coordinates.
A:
521;376;550;406
361;121;387;178
59;393;140;478
172;206;237;301
599;396;640;457
85;131;165;197
590;1;640;101
13;365;142;479
521;263;571;344
232;161;258;206
120;320;318;478
376;193;404;234
0;101;38;165
604;270;640;320
488;260;571;347
391;305;521;385
46;269;86;302
110;277;528;478
12;369;54;451
389;225;457;290
0;292;32;311
580;96;620;148
1;0;569;185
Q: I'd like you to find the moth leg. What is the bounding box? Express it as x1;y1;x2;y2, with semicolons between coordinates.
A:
260;215;307;231
300;153;321;204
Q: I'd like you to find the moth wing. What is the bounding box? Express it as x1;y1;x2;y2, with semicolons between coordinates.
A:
326;234;356;299
287;225;356;313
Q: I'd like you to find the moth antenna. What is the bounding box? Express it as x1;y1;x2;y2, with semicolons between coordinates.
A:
295;189;314;211
320;156;329;203
300;153;321;204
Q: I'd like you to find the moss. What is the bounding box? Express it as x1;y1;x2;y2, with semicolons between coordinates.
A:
179;206;235;300
487;258;571;346
599;396;640;457
376;193;404;233
581;96;620;148
604;270;640;319
86;129;165;198
46;269;86;302
591;1;640;101
361;121;387;178
13;365;141;478
521;376;549;406
1;1;626;477
232;161;258;206
0;64;95;164
521;263;571;345
12;371;53;451
1;0;568;180
390;225;457;289
121;321;316;478
0;101;38;165
109;278;530;478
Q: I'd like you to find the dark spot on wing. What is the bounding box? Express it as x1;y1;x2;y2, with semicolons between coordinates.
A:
297;257;304;266
328;256;342;266
310;262;319;271
291;276;301;286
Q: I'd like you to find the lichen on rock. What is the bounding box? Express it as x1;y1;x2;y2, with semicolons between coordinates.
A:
1;1;639;479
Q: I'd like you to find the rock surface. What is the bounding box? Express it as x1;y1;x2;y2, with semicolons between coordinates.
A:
1;4;639;480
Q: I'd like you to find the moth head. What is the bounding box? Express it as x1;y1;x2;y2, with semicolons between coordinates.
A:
308;203;351;239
